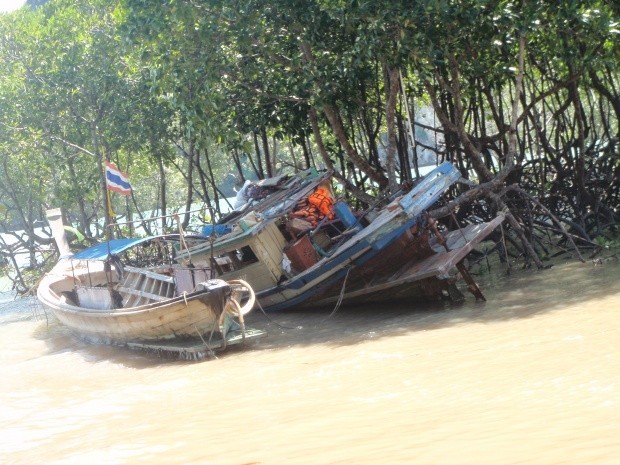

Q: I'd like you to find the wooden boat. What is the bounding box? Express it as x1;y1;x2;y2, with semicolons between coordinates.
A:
174;162;505;311
37;211;264;356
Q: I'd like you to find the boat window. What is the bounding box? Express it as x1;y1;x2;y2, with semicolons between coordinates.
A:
239;246;258;263
209;246;259;275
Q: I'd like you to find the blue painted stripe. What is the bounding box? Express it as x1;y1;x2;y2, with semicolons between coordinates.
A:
106;171;132;191
259;219;418;311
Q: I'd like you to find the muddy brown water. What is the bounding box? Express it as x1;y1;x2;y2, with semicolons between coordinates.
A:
1;258;619;465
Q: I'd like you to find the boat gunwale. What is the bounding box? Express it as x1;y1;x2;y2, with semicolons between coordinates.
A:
38;282;229;316
38;261;231;317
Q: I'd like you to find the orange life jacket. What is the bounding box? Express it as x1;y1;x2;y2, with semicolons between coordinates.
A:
308;186;334;219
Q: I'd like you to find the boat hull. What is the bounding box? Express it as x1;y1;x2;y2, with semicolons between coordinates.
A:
37;260;233;345
42;289;229;344
254;215;504;311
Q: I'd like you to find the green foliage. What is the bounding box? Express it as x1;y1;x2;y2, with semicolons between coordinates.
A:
0;0;617;260
0;0;173;235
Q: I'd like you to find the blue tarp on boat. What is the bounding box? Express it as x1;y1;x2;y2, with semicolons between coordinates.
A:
71;237;154;261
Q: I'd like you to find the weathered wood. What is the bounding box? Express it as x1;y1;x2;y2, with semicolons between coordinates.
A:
311;214;504;306
117;285;168;303
38;257;258;347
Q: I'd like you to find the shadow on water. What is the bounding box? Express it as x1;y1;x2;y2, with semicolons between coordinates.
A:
243;258;620;351
28;317;169;369
23;257;620;366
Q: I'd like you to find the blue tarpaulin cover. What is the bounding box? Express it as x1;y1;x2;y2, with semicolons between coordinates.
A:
71;237;154;261
201;224;232;237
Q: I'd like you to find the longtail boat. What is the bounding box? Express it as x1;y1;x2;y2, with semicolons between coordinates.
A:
37;210;264;358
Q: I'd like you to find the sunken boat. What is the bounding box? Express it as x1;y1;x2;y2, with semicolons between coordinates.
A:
175;162;505;311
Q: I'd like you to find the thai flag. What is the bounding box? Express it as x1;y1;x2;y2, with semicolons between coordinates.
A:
105;161;132;196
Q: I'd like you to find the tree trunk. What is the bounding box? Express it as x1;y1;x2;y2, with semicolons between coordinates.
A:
307;107;334;170
260;127;272;178
182;137;195;229
426;55;494;182
91;122;110;238
385;64;400;192
157;155;167;233
232;148;246;184
322;103;388;188
299;40;387;188
67;157;91;240
252;131;265;178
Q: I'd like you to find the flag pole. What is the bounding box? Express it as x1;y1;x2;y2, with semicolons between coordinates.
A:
104;159;132;241
104;158;114;242
107;189;116;226
98;155;113;242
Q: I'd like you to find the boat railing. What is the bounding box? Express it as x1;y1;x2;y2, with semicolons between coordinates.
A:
116;266;176;307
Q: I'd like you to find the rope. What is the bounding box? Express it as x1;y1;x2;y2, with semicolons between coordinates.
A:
321;266;352;321
217;279;255;343
254;298;300;330
251;265;354;330
193;324;217;359
224;297;246;343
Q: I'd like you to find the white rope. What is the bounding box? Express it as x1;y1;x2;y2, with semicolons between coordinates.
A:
322;265;352;321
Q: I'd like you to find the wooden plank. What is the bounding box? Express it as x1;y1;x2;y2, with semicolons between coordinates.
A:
398;163;461;213
122;271;145;307
123;266;174;284
174;268;212;295
75;287;115;311
117;285;168;303
174;268;195;294
251;222;286;282
331;215;505;301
